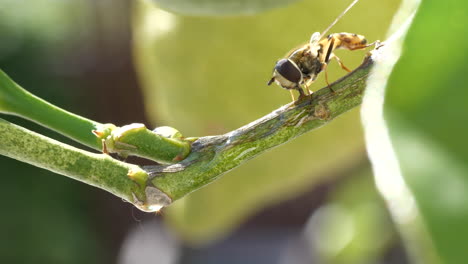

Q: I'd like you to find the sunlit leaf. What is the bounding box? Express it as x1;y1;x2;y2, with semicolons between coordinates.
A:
363;0;468;263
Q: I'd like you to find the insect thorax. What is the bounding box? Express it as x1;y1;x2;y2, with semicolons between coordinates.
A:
289;48;323;81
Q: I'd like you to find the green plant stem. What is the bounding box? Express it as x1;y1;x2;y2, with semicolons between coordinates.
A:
0;49;378;211
0;117;173;212
0;70;102;149
146;52;376;200
0;70;190;164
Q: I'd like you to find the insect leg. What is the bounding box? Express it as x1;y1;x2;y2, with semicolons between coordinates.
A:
323;64;334;93
289;90;295;102
296;86;306;99
303;83;310;95
365;40;384;57
304;79;315;95
332;54;352;72
302;85;310;96
302;77;311;95
365;40;382;49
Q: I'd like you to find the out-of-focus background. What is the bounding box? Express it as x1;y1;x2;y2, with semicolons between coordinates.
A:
3;0;465;263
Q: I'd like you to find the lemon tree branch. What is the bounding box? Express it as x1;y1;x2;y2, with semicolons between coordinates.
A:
0;70;190;164
0;48;378;211
0;117;173;212
146;51;376;201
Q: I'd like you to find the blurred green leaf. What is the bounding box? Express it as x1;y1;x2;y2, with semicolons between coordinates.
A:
0;1;108;262
363;0;468;263
150;0;301;16
318;169;395;264
133;0;398;243
0;153;102;264
0;0;95;59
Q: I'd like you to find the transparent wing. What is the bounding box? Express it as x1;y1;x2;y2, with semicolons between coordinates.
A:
309;32;321;46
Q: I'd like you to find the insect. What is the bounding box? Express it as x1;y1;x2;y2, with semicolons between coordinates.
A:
267;0;379;102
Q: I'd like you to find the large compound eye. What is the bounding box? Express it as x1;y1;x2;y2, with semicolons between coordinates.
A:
274;59;302;83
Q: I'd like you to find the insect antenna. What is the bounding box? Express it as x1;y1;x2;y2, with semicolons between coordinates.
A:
319;0;360;40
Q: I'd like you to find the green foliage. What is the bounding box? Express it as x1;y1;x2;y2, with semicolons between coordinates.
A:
0;69;192;164
313;169;395;264
0;118;152;210
382;0;468;263
0;69;102;150
0;159;102;264
0;3;106;262
5;0;468;262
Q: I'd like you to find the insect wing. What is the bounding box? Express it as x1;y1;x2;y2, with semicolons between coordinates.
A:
309;32;321;46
